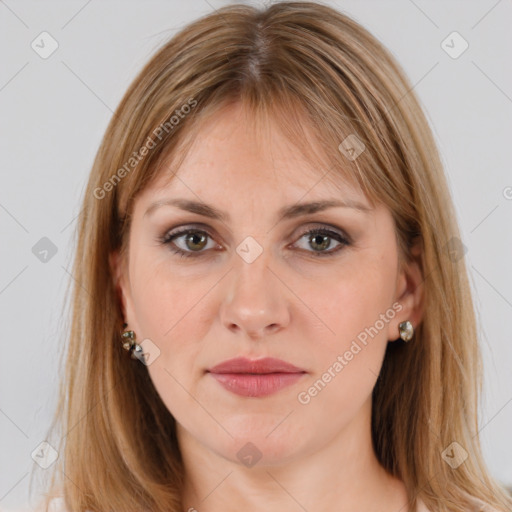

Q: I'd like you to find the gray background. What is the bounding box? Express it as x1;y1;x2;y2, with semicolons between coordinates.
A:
1;1;511;510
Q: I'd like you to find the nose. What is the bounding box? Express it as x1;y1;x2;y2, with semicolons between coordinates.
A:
219;249;291;340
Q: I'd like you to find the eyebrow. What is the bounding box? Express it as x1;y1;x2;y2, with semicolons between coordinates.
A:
144;197;372;222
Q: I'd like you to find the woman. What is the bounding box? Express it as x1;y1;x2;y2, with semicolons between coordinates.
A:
38;2;512;511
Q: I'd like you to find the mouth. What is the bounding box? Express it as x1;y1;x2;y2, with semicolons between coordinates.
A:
206;357;307;398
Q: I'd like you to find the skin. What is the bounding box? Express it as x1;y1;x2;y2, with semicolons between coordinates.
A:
111;101;424;512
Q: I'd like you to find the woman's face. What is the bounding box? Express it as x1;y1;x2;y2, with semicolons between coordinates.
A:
112;102;421;467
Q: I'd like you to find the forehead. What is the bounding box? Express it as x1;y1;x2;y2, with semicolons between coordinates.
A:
141;101;366;204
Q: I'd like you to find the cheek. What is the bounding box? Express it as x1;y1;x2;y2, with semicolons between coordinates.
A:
291;258;396;414
129;257;215;385
302;254;397;348
130;266;212;424
293;272;395;434
130;252;211;337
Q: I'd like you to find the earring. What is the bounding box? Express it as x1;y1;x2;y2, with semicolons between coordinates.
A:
121;323;143;359
398;320;414;342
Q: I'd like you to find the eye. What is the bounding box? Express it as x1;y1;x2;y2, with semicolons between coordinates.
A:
159;224;351;259
292;227;350;257
159;228;218;258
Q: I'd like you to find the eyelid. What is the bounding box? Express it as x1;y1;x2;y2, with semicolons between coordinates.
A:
159;221;351;258
161;222;350;243
163;222;217;239
292;222;351;243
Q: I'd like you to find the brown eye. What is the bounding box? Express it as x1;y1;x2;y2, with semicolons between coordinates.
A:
293;228;350;257
309;233;332;251
161;228;216;258
183;231;208;251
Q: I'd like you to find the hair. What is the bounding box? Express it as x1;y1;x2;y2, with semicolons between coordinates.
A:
36;2;512;511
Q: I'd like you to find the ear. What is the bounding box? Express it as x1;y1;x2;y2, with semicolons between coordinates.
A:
109;249;128;322
110;249;141;336
390;238;425;341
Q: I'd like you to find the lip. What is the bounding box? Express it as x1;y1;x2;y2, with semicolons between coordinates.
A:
207;357;307;397
208;356;305;374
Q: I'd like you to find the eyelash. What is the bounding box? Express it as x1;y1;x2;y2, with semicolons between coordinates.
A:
158;225;351;259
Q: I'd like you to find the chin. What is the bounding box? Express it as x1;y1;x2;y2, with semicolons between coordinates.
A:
208;425;308;468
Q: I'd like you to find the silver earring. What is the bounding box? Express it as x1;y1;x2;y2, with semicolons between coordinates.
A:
121;323;143;359
398;320;414;342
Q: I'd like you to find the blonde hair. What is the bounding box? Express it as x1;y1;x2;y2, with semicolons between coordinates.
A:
38;2;512;511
